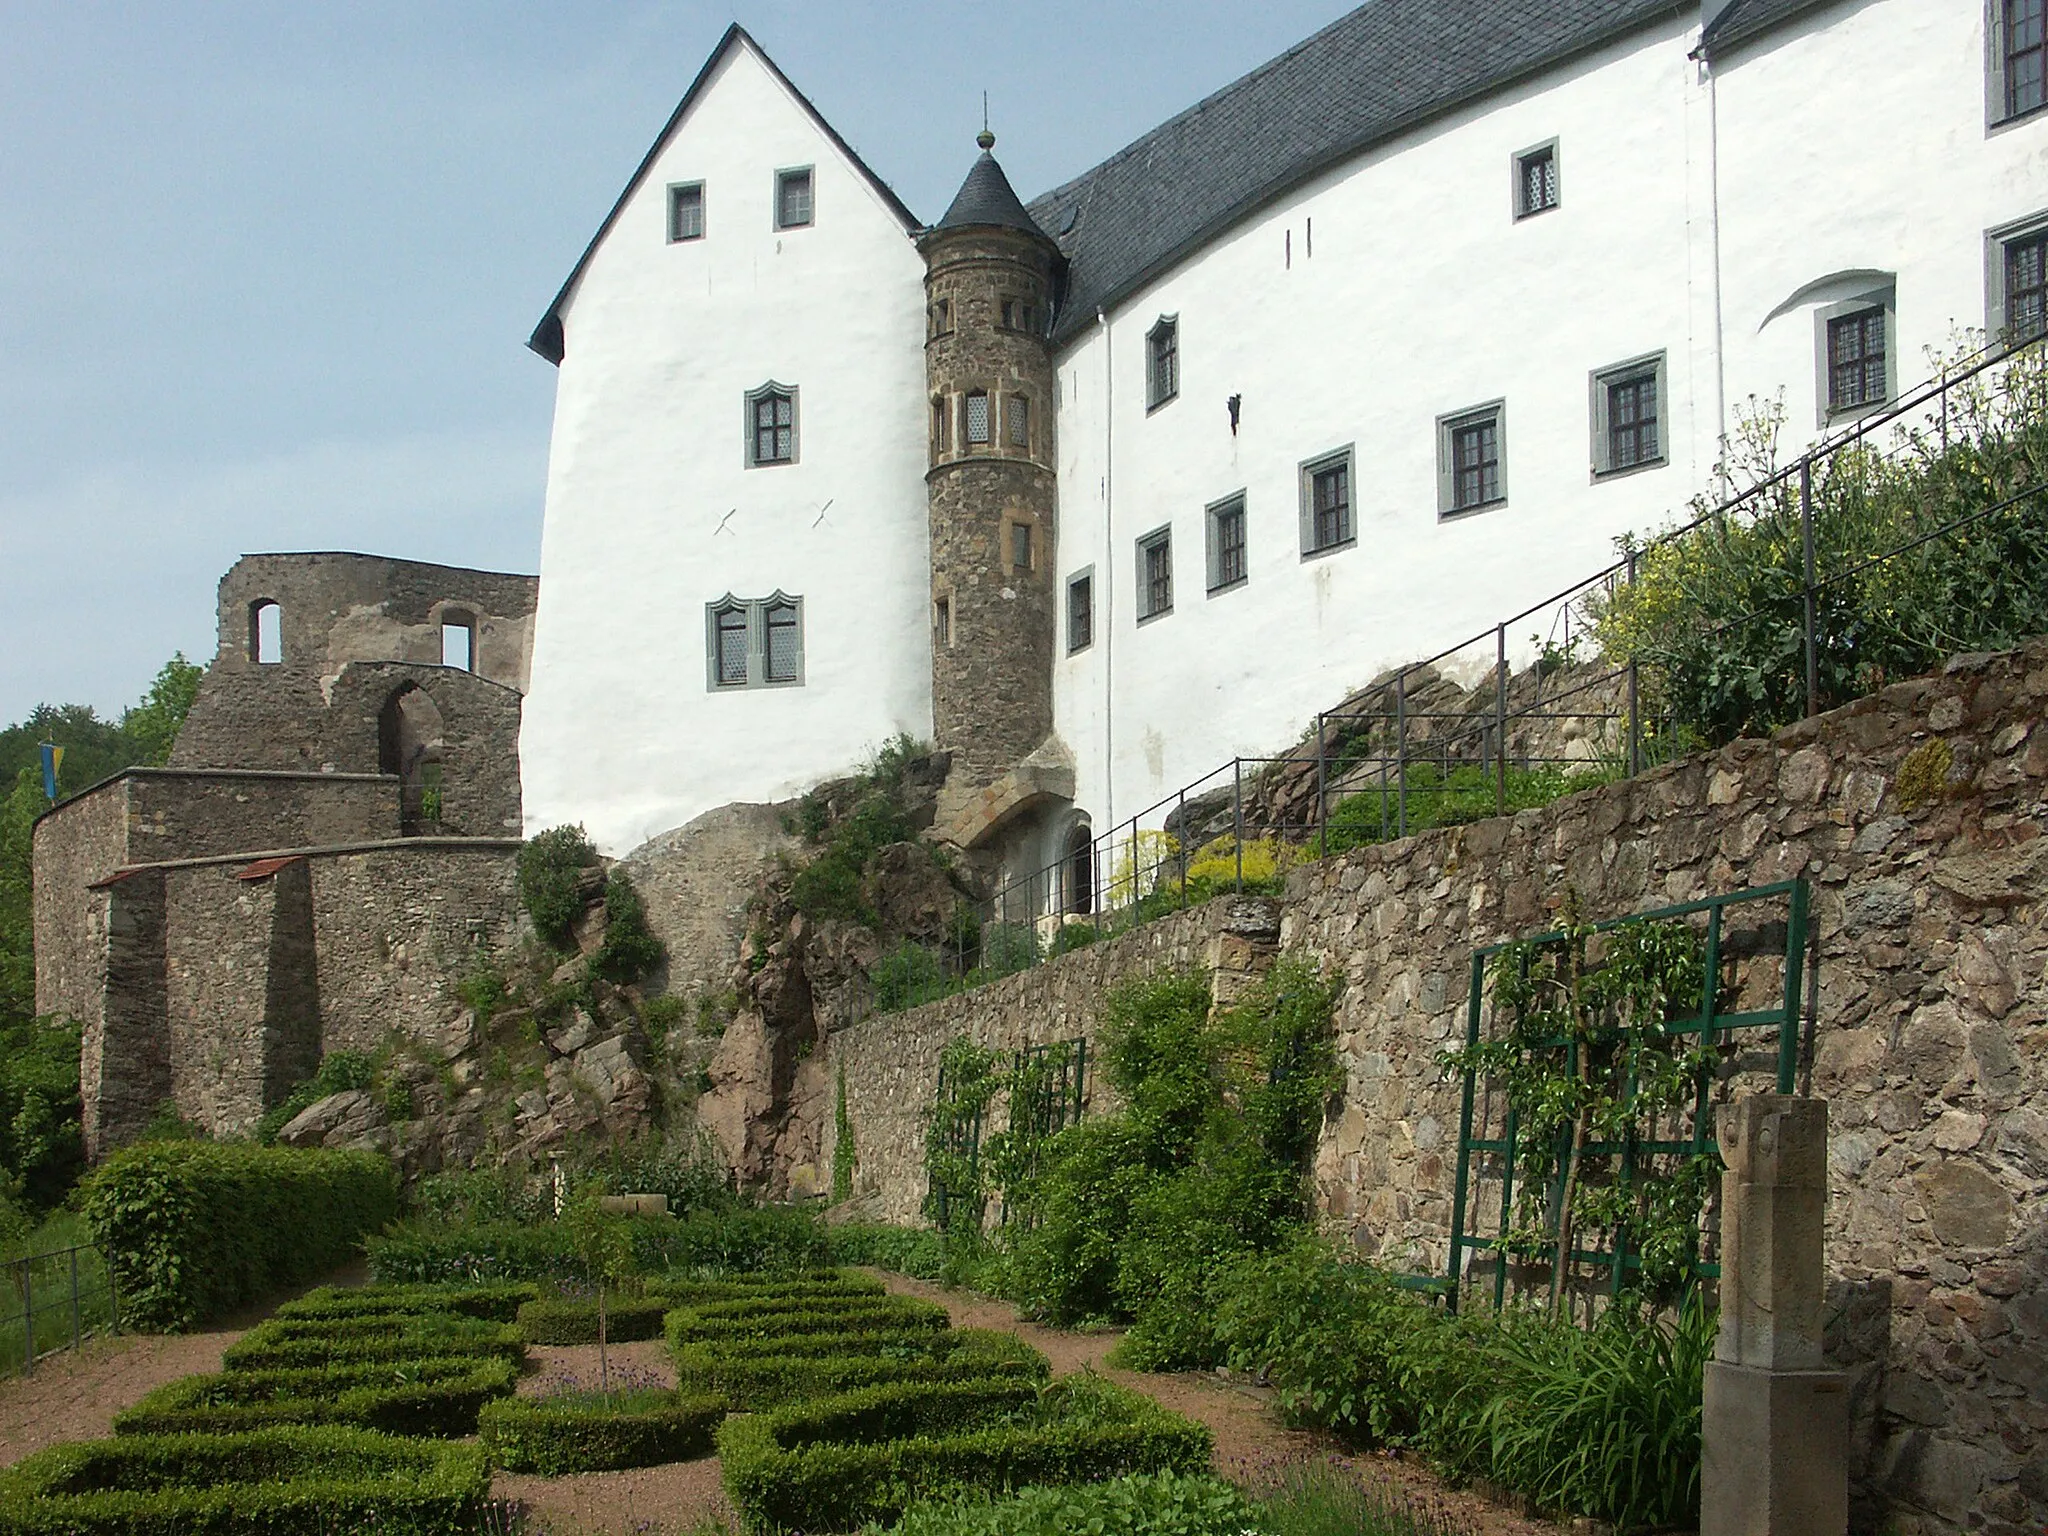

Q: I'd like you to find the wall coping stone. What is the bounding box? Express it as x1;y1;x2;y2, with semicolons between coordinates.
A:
93;837;523;882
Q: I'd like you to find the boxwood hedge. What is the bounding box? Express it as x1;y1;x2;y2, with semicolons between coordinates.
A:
366;1205;826;1284
663;1296;948;1347
81;1143;398;1331
272;1282;538;1325
717;1375;1210;1532
516;1295;669;1345
478;1389;728;1475
112;1355;518;1439
0;1425;488;1535
650;1270;884;1305
222;1314;525;1373
671;1327;1048;1408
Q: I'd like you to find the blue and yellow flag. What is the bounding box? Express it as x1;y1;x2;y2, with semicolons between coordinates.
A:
40;743;63;803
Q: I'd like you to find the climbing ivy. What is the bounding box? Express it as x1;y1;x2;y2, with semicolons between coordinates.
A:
922;1037;1001;1232
1439;901;1716;1306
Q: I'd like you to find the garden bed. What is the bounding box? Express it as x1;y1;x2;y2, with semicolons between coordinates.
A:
480;1387;727;1474
112;1355;518;1438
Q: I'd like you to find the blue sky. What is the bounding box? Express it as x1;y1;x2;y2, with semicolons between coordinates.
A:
0;0;1348;724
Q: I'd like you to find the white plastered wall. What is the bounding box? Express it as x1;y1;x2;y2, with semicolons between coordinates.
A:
1049;18;1706;834
521;40;933;853
1712;1;2046;441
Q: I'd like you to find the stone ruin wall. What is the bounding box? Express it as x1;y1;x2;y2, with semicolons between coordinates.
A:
823;640;2048;1536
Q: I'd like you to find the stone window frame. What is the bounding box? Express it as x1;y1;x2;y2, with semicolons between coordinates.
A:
931;393;951;458
1206;491;1248;595
1589;352;1668;481
667;180;705;243
248;599;283;665
928;298;953;339
933;591;954;650
1146;316;1179;412
1297;445;1356;559
1512;138;1560;220
1006;393;1031;451
705;591;805;692
774;165;814;230
999;295;1041;335
1005;514;1037;575
436;607;478;672
1437;402;1508;518
1990;0;2047;128
745;381;799;468
963;389;993;447
1986;209;2048;345
1136;524;1173;624
1067;567;1095;654
1813;289;1896;428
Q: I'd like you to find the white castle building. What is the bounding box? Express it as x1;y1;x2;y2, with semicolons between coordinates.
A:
520;0;2048;882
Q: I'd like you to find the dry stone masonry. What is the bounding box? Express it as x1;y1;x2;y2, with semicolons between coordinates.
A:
821;640;2048;1536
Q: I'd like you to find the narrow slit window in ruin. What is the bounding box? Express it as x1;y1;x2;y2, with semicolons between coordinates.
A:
250;600;283;664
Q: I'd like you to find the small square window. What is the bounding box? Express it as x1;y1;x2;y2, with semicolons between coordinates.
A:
668;182;704;242
1206;494;1247;594
775;167;813;230
1299;449;1354;556
747;383;798;466
2001;227;2047;343
1007;395;1030;449
1513;141;1559;219
1136;528;1172;621
1438;404;1507;516
1147;317;1179;410
1067;570;1094;653
1999;0;2045;121
964;391;991;445
1009;521;1034;573
1591;354;1667;478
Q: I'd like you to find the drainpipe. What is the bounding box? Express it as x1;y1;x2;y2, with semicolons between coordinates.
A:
1699;41;1728;462
1099;306;1115;830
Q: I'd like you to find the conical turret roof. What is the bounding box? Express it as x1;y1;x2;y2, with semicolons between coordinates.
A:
931;135;1053;243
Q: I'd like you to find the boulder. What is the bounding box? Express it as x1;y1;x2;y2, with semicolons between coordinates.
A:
276;1089;389;1152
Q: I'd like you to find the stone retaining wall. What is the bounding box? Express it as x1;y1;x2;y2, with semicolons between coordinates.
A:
823;641;2048;1536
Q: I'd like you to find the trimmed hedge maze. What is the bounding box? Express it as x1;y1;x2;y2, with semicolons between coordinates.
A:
479;1389;728;1475
0;1284;523;1535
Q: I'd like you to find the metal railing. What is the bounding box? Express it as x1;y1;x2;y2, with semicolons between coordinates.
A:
858;333;2047;1018
2;1242;120;1376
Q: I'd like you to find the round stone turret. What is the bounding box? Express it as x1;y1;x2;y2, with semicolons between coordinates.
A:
919;139;1061;797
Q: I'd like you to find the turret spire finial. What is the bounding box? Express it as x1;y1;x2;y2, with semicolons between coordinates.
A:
978;93;994;151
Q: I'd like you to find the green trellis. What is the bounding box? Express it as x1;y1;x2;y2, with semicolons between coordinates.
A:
1445;879;1812;1311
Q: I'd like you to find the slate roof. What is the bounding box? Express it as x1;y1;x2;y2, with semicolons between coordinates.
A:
931;145;1055;243
529;24;920;364
1025;0;1692;345
1699;0;1841;53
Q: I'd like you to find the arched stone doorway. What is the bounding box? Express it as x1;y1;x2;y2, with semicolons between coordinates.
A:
378;684;445;834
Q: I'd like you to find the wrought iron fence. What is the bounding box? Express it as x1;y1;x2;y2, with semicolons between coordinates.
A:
1;1242;120;1377
859;333;2047;1019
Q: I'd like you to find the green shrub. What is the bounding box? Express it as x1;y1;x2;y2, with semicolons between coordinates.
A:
825;1221;951;1279
406;1168;552;1227
273;1281;539;1325
254;1051;377;1145
0;1017;83;1216
871;941;955;1013
368;1205;826;1285
575;1134;734;1219
519;825;599;947
883;1471;1257;1536
112;1355;517;1438
478;1388;728;1474
651;1269;884;1304
82;1143;398;1331
517;1295;669;1345
718;1374;1211;1533
592;871;665;982
1322;762;1606;855
222;1315;524;1373
0;1425;488;1535
664;1295;948;1347
367;1219;577;1283
673;1327;1048;1409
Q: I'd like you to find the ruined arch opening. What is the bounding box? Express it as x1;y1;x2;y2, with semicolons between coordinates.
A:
378;684;446;834
1062;821;1094;916
248;600;282;665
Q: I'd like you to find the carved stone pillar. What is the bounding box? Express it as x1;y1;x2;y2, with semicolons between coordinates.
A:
1702;1094;1848;1536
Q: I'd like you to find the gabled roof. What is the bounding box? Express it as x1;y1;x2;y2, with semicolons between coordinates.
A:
1699;0;1841;54
929;141;1055;245
528;24;921;365
1025;0;1691;346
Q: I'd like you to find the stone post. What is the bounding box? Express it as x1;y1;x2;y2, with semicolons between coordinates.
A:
1702;1094;1848;1536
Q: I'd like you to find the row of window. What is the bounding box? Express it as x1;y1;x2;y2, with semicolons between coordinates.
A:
932;389;1032;454
926;295;1044;339
666;168;814;243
